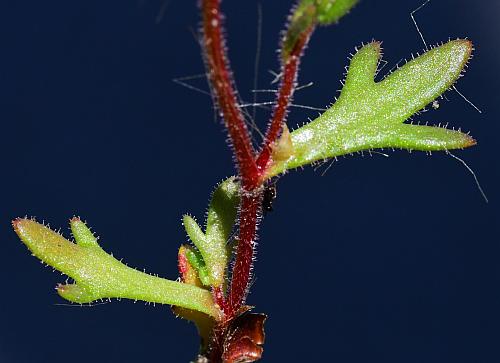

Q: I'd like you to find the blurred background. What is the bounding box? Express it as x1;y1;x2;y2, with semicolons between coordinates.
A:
1;0;499;362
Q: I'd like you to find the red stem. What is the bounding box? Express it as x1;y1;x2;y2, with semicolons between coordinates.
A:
256;25;315;171
226;27;315;316
227;192;261;313
200;0;316;323
227;25;315;314
201;0;259;188
212;286;227;315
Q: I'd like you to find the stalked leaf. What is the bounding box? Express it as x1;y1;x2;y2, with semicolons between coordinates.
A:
13;218;220;318
267;40;475;177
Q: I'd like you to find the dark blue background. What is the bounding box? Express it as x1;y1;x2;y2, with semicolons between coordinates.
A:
1;1;498;362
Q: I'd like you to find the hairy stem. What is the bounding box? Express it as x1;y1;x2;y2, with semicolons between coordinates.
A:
226;5;317;316
227;192;262;313
201;0;259;188
257;24;315;172
200;0;317;321
212;285;228;314
201;0;264;322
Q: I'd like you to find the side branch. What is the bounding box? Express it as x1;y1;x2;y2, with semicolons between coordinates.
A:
201;0;259;188
256;21;315;172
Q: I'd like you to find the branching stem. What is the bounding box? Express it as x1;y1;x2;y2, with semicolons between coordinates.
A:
201;0;316;323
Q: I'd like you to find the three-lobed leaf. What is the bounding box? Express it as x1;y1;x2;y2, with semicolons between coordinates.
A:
268;39;475;177
13;218;220;318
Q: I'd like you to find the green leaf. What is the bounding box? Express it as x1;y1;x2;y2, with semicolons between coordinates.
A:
291;0;359;26
282;3;315;62
283;0;358;61
299;0;359;25
267;40;476;177
13;218;220;319
183;177;240;288
185;248;211;287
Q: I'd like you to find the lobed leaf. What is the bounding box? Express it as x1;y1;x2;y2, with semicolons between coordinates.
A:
13;218;220;318
267;40;476;177
183;177;240;288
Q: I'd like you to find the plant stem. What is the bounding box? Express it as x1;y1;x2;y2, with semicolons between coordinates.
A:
201;0;264;322
200;1;317;322
226;11;316;317
212;285;228;314
256;24;315;171
201;0;259;189
227;191;262;313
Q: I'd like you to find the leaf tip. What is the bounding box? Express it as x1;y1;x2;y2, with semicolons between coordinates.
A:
12;217;37;241
57;283;95;303
371;40;382;51
447;38;474;68
463;134;477;148
69;216;81;223
12;217;23;232
456;38;473;52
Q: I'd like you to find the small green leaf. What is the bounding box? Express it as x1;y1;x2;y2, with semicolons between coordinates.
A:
183;177;240;288
317;0;359;24
13;218;220;318
283;0;358;61
298;0;360;25
185;248;211;287
267;40;476;177
282;2;315;62
205;177;239;248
